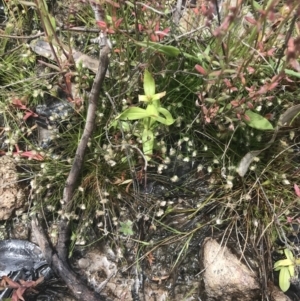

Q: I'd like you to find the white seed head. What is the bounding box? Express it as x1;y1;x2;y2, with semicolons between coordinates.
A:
96;210;104;216
216;218;222;225
170;175;179;182
197;164;203;172
156;209;164;217
160;200;167;206
169;148;176;156
101;198;108;204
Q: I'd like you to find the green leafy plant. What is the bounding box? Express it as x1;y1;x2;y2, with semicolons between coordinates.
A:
119;220;134;236
116;70;174;161
274;248;300;292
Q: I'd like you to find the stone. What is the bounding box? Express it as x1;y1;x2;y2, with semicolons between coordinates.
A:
200;237;260;300
0;156;25;220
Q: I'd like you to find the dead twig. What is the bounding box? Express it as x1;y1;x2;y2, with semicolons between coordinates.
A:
32;1;111;299
32;43;110;300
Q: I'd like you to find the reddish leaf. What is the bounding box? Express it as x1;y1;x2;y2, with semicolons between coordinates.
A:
138;24;143;32
287;216;293;223
20;151;44;161
193;7;199;14
267;48;276;56
247;67;255;74
294;183;300;197
2;276;20;289
96;21;107;30
244;16;257;25
247;102;254;109
12;98;27;110
231;100;240;107
15;287;26;301
150;34;158;42
156;28;170;40
23;111;37;120
113;18;123;29
195;64;207;75
107;28;115;34
243;114;251;122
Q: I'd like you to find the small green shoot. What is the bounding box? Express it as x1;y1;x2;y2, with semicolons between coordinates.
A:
119;220;134;236
274;248;300;292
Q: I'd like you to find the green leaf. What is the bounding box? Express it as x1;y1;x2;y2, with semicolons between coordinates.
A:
284;249;295;261
116;107;150;120
138;94;151;102
274;259;294;269
279;266;291;292
136;41;180;57
157;107;175;125
152;91;166;101
288;265;295;278
285;69;300;79
144;70;155;96
244;110;273;130
146;104;158;115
